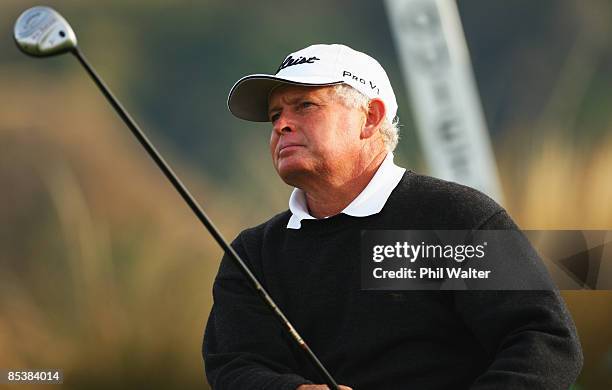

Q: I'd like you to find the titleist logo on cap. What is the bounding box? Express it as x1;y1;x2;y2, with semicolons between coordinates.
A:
276;55;321;73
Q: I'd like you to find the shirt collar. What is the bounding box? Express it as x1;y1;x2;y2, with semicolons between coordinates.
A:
287;152;406;229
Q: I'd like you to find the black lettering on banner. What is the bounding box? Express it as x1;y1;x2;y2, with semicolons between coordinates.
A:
277;55;321;72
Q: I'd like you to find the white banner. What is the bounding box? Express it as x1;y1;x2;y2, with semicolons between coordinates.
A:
385;0;503;202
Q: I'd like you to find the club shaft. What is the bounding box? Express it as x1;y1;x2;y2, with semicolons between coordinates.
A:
71;48;339;390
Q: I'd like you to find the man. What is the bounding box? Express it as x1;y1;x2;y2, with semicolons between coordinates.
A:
203;44;582;389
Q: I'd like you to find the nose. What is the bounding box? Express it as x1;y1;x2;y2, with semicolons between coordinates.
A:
272;112;293;135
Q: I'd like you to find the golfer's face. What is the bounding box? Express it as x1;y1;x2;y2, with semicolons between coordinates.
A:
268;85;365;185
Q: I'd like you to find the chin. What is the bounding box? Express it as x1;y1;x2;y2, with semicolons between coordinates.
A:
277;165;310;187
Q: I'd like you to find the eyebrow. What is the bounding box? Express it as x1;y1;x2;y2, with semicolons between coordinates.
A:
268;95;304;117
267;105;282;117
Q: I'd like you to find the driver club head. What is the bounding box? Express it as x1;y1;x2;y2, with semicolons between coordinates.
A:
14;6;77;57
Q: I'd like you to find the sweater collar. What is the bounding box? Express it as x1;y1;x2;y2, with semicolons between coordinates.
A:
287;152;406;229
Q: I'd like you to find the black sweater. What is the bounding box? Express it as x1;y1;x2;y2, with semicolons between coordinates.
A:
203;171;583;389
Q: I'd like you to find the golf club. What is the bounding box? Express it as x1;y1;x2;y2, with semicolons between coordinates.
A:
14;6;340;389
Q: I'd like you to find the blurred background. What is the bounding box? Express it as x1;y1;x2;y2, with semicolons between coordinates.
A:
0;0;611;388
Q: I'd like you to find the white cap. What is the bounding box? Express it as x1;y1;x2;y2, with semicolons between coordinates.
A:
227;44;398;123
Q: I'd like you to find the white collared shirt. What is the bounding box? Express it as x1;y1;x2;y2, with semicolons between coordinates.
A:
287;153;406;229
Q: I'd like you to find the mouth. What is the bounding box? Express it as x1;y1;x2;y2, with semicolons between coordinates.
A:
278;144;304;156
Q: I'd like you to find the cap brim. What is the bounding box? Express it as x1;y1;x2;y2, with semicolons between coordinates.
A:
227;74;343;122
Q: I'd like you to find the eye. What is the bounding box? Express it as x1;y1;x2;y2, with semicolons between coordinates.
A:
298;101;318;112
270;112;280;123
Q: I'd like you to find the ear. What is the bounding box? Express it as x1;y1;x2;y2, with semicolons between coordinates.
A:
361;98;386;139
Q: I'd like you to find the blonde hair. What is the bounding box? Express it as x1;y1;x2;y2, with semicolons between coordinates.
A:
331;84;400;152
